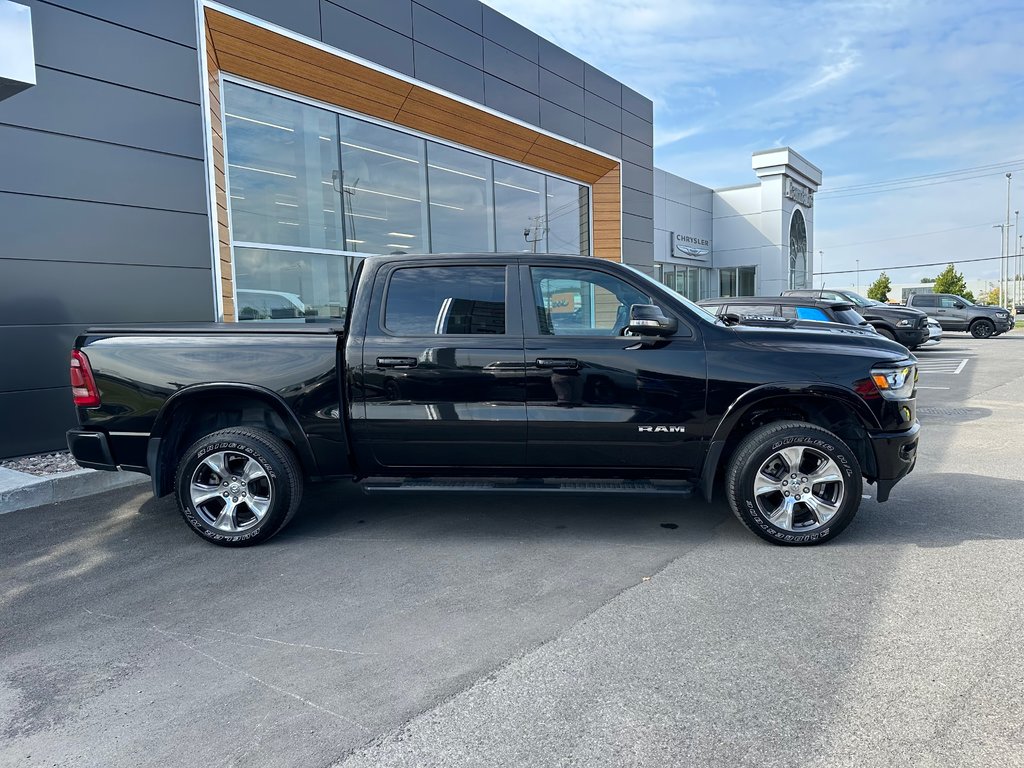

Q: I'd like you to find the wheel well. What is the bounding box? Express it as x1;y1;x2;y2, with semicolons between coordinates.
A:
970;317;992;327
716;396;876;487
152;392;310;497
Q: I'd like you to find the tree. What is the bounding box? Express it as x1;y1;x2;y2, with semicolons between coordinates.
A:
932;263;975;303
920;276;936;284
866;272;892;302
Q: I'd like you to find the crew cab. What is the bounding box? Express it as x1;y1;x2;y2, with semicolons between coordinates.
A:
782;289;930;349
906;292;1013;338
67;254;920;548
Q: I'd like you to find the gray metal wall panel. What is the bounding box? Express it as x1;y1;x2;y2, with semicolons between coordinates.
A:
583;90;620;132
321;2;414;76
623;187;654;219
413;0;481;33
584;64;620;105
42;0;197;47
622;237;653;268
1;193;211;268
0;67;204;159
483;40;537;93
538;37;583;85
0;127;207;213
622;135;653;169
0;260;214;327
336;0;413;35
483;74;538;125
621;161;653;195
227;0;321;39
539;99;584;144
481;6;538;62
0;389;77;458
583;119;620;157
539;69;583;115
412;43;484;104
0;326;81;394
622;84;653;121
623;212;654;243
412;4;482;68
27;1;200;103
622;110;653;147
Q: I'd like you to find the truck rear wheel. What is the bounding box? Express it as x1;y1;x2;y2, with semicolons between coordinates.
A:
725;421;862;545
174;427;303;547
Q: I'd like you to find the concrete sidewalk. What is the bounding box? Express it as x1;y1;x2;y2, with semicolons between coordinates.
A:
0;464;147;515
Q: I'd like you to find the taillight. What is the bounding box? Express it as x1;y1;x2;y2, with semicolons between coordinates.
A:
70;350;100;407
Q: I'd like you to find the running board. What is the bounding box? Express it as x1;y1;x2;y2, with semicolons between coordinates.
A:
363;478;694;495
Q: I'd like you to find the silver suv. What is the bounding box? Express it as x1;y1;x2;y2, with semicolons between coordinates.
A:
905;293;1012;338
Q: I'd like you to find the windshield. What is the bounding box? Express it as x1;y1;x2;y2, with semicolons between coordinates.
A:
834;308;870;326
838;290;873;307
620;264;723;325
955;295;974;306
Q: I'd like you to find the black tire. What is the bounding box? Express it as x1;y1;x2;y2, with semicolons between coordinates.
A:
724;421;862;546
970;319;994;339
174;427;303;547
876;327;897;341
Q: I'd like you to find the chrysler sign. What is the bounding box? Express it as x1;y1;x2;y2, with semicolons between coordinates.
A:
784;178;814;207
671;232;710;258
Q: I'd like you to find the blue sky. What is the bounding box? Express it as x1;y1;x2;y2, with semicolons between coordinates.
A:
485;0;1024;289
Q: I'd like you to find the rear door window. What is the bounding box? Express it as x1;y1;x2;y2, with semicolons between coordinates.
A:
384;265;507;335
832;308;867;326
729;304;779;316
795;306;831;322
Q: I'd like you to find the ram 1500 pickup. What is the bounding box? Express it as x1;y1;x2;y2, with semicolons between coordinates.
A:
68;253;919;547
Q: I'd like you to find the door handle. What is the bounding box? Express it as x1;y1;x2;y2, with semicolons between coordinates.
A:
535;358;579;369
377;357;417;369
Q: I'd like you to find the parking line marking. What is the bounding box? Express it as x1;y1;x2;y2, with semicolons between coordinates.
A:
917;358;969;374
916;386;950;390
954;359;968;374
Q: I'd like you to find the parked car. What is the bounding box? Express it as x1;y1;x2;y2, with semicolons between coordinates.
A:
905;293;1012;338
783;289;930;349
67;253;919;548
698;295;875;331
923;317;942;346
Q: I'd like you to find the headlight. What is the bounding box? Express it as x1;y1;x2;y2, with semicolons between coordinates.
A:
896;319;912;327
871;365;917;400
996;313;1008;319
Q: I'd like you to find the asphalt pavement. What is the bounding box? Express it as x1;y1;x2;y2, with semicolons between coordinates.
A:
2;332;1023;767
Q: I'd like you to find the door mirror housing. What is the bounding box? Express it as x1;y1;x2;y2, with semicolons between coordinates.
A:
953;302;965;309
627;304;677;336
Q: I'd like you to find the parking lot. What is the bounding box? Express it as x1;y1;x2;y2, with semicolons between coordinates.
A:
2;331;1023;768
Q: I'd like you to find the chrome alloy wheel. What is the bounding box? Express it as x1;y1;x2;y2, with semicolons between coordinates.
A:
189;451;273;533
753;445;845;532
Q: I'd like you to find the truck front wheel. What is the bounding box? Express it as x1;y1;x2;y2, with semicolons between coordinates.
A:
725;421;862;545
970;319;994;339
174;427;303;547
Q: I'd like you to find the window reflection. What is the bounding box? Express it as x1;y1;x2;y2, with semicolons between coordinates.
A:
494;162;545;252
223;83;342;250
427;143;492;253
545;177;589;255
235;247;354;321
339;117;425;254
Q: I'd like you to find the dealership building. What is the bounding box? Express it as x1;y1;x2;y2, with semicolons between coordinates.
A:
0;0;818;458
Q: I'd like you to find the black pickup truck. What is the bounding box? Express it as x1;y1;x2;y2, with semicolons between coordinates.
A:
68;253;919;547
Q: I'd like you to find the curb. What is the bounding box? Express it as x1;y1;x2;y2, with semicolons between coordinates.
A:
0;466;149;515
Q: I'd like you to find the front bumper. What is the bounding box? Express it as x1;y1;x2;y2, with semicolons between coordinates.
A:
868;421;919;502
67;429;117;471
894;327;929;348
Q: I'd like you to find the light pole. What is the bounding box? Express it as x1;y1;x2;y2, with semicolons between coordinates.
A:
818;250;824;288
856;259;861;294
1002;173;1012;307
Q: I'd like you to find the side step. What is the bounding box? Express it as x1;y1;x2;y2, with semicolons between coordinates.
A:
363;477;693;496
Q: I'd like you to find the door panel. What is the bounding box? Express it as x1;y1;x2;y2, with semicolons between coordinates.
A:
352;263;526;469
522;265;708;470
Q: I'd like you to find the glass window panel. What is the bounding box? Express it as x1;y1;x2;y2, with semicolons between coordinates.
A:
531;267;651;336
738;266;757;296
795;306;832;322
545;177;590;255
223;83;342;250
426;143;492;253
384;266;506;335
719;268;737;297
494;161;545;252
339;117;426;255
234;247;354;322
730;304;780;316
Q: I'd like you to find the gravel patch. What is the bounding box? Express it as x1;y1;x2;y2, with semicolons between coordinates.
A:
1;451;81;477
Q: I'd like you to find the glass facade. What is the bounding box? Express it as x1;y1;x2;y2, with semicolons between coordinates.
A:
789;209;809;289
222;82;591;320
719;266;756;297
658;264;713;301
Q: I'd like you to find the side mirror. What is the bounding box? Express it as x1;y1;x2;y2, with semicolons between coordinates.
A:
627;304;677;336
953;302;965;309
